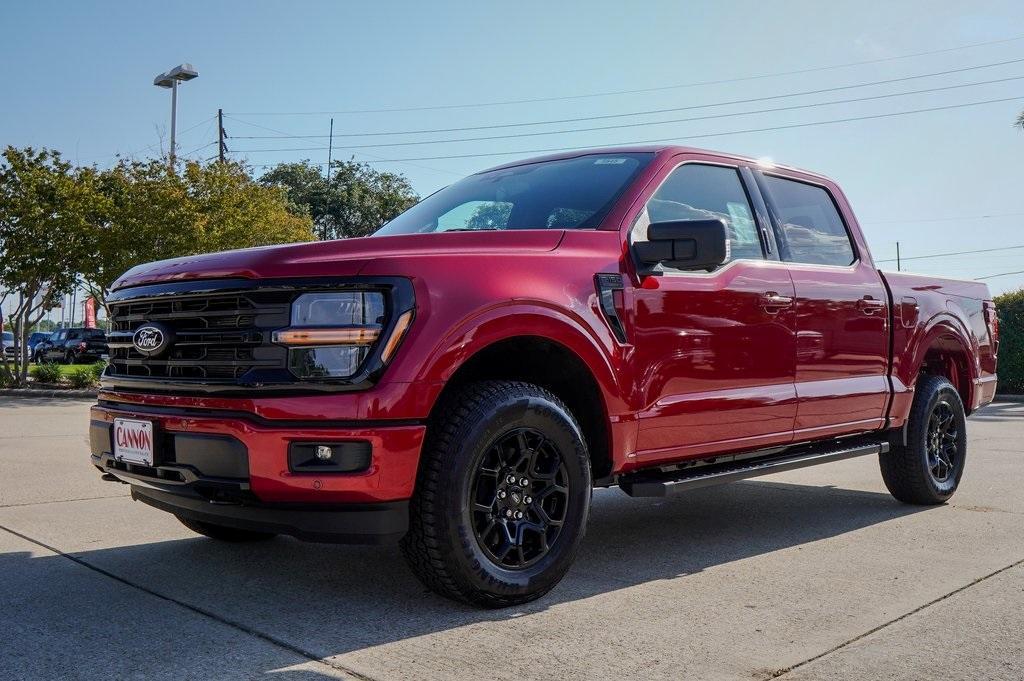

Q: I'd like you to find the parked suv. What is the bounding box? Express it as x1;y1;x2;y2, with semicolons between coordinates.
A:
89;146;998;607
35;328;108;364
1;331;15;360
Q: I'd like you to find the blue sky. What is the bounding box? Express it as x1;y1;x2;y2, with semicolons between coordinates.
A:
3;0;1024;294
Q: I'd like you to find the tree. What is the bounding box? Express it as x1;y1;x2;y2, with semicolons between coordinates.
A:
1016;111;1024;131
261;159;418;239
994;288;1024;394
0;147;103;386
80;159;315;309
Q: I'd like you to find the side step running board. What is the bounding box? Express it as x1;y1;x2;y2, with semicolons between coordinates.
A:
619;440;889;498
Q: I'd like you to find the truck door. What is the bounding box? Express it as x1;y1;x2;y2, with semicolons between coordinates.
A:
755;172;889;439
627;161;797;466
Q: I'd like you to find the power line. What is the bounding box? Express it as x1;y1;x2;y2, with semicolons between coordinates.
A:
228;57;1024;140
976;269;1024;280
231;94;1024;163
229;74;1024;152
227;34;1024;116
867;210;1024;225
877;244;1024;264
226;117;462;177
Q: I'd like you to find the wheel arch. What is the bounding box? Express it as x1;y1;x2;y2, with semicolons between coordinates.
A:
418;309;625;480
908;315;977;415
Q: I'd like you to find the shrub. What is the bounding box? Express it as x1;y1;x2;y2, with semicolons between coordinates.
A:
90;361;106;381
67;366;96;389
31;362;64;384
995;289;1024;394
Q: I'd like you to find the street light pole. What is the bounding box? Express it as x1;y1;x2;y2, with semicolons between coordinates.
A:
153;63;199;171
169;79;178;167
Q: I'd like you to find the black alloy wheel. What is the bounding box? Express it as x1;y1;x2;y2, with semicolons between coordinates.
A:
470;427;570;570
925;400;959;483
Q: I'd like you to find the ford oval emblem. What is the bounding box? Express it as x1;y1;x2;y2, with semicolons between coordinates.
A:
132;323;174;357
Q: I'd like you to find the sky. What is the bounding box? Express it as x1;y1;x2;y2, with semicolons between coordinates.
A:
2;0;1024;301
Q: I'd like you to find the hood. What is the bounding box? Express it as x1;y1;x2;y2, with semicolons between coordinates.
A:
112;230;565;290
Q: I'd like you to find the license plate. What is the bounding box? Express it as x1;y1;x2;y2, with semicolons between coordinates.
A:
113;418;155;466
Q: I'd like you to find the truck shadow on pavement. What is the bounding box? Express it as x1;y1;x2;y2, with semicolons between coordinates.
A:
0;478;928;678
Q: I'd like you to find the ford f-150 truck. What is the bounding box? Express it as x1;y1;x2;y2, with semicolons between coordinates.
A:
90;146;998;607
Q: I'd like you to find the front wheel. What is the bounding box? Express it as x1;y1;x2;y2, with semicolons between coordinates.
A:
880;374;967;504
401;381;591;607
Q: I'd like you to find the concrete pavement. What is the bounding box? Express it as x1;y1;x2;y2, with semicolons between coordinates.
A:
0;397;1021;680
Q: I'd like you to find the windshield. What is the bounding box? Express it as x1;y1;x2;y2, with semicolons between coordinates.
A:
374;153;653;236
1;332;12;342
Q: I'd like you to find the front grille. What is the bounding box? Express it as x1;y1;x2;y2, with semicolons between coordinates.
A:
106;290;293;383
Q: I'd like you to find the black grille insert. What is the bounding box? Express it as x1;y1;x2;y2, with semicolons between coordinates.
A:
106;290;293;383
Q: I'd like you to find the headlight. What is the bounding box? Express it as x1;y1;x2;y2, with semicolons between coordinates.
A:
273;291;395;380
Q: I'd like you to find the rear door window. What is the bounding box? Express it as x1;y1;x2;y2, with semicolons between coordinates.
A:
762;176;855;267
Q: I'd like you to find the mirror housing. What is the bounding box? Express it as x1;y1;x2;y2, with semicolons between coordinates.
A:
633;218;729;271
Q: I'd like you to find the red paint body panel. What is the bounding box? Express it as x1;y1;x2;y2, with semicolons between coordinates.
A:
93;145;997;506
91;404;424;503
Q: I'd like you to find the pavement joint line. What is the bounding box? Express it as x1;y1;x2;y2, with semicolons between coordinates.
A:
0;494;129;509
766;555;1024;679
0;522;382;681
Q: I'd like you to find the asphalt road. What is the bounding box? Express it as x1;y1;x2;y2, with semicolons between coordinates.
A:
1;397;1022;680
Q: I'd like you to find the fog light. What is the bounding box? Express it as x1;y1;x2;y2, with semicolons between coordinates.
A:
315;445;333;461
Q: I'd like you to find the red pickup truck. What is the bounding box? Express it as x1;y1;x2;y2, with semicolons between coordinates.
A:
91;146;998;607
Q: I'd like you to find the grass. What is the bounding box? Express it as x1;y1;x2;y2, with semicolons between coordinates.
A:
28;360;106;387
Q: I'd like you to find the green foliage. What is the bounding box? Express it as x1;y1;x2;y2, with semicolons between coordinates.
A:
90;361;106;381
0;371;13;388
67;365;96;389
0;146;104;386
31;362;64;384
260;159;418;239
467;202;512;229
81;159;315;307
1016;110;1024;131
994;289;1024;394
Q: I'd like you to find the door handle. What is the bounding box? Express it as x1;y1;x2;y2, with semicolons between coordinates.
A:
857;296;886;315
761;291;794;313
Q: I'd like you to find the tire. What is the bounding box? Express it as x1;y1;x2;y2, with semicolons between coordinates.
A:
401;380;591;608
880;374;967;505
177;516;277;542
63;351;75;365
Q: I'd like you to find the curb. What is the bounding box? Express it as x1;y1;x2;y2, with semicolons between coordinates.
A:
994;394;1024;403
0;388;99;399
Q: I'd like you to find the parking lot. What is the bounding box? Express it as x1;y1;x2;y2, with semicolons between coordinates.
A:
1;396;1021;680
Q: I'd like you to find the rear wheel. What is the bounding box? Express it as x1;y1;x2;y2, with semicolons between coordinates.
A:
177;516;277;542
880;374;967;504
401;381;591;607
63;350;75;365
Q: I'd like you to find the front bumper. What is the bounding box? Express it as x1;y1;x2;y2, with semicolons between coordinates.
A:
90;397;425;543
132;485;408;544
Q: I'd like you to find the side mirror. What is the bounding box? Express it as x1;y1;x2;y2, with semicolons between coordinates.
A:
633;218;730;271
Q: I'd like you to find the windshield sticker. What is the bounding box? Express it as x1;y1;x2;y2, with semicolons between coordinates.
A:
594;158;628;165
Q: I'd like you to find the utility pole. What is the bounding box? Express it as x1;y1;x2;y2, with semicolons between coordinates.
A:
896;242;901;271
325;117;334;241
218;108;226;163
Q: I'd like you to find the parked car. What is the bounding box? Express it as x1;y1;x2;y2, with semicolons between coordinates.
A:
1;331;16;360
89;146;998;607
27;331;51;354
34;328;108;364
